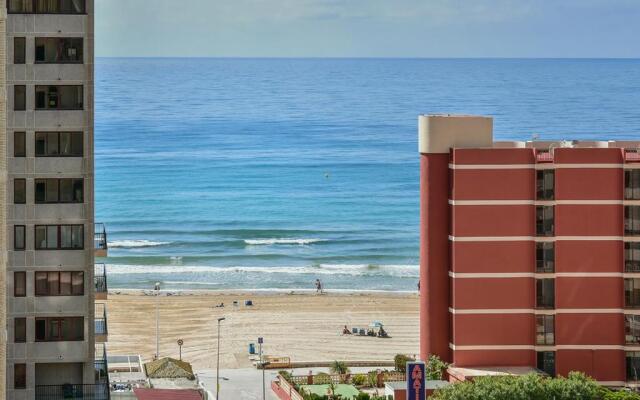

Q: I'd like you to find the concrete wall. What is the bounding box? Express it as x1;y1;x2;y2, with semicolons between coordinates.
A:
1;1;8;399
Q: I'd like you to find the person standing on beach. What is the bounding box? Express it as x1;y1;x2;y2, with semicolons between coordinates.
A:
315;279;323;294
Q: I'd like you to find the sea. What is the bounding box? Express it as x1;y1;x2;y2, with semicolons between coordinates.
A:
95;58;640;292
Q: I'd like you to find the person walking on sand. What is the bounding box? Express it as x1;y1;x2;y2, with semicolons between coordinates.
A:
315;279;323;294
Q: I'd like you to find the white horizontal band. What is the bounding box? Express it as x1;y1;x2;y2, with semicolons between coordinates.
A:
449;307;630;315
450;235;625;242
449;272;626;279
450;163;639;170
449;200;624;206
450;344;627;351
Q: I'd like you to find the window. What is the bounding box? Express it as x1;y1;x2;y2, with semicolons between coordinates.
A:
14;226;25;251
627;171;640;200
628;352;640;381
14;37;26;64
35;225;84;250
536;315;555;345
626;206;640;236
537;352;555;377
626;243;640;273
35;132;83;157
536;170;555;200
14;272;26;297
14;179;26;204
14;318;26;343
35;86;83;110
536;242;555;273
34;317;83;342
536;206;554;237
14;85;26;111
14;363;26;389
9;0;85;13
35;271;84;296
35;178;83;203
536;278;555;309
14;132;26;157
35;37;83;63
626;279;640;308
626;315;640;345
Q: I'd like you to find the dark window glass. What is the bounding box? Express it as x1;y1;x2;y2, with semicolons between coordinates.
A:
35;85;83;110
35;37;83;63
626;279;640;308
628;352;640;381
8;0;34;13
536;206;554;237
14;226;25;250
34;225;83;250
536;242;555;273
14;363;26;389
536;315;554;345
626;243;640;273
35;272;48;295
536;278;555;309
34;178;83;203
14;272;26;297
34;272;84;297
626;315;640;345
14;179;26;204
14;85;26;111
35;132;83;157
14;37;26;64
14;132;26;157
537;352;556;377
34;317;83;341
72;272;84;295
14;318;26;343
536;170;555;200
626;171;640;200
626;206;640;236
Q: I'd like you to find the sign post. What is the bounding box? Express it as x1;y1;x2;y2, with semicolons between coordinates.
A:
258;337;265;400
407;361;426;400
177;339;184;360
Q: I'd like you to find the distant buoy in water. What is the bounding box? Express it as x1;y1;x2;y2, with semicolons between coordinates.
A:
325;172;330;179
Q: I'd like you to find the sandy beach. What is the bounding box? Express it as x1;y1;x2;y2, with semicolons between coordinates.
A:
105;290;420;370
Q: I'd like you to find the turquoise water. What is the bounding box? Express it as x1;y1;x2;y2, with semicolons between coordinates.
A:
95;58;640;291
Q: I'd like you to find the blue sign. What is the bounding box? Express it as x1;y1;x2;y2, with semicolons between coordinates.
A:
407;361;426;400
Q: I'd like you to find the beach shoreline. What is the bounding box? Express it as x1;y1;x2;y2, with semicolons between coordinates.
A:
105;290;420;370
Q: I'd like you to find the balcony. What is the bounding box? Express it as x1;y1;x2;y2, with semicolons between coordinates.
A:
536;150;554;163
95;223;108;257
95;263;108;300
626;150;640;163
35;384;110;400
95;343;110;384
95;303;108;343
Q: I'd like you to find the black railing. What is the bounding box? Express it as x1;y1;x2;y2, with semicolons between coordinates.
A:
95;343;109;384
95;223;107;253
95;263;108;294
35;383;109;400
95;304;108;336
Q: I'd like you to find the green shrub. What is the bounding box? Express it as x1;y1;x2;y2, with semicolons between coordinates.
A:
394;354;415;372
331;360;350;375
355;393;370;400
426;355;450;380
602;389;640;400
279;370;292;382
351;374;367;386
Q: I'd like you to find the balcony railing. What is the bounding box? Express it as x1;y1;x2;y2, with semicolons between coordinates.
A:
95;263;108;300
36;383;110;400
626;150;640;162
536;150;554;163
95;303;108;342
95;223;108;257
95;343;110;384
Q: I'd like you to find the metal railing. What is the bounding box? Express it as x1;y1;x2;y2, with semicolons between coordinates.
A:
626;150;640;162
536;151;554;163
95;223;108;253
35;383;110;400
95;263;108;294
95;343;109;384
95;303;108;336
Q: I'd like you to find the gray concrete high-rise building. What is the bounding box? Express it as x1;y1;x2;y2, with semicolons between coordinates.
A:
2;1;109;399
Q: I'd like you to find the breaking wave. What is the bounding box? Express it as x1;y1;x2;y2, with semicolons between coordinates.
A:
108;240;171;248
244;238;326;246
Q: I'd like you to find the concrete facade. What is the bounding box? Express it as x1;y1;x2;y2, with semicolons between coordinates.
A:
3;1;104;399
419;114;640;386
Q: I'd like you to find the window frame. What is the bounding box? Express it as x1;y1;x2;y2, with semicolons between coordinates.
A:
14;225;26;251
626;206;640;236
14;131;26;157
537;351;556;377
626;170;640;200
14;178;26;204
14;37;26;64
626;278;640;308
35;271;84;296
34;224;84;250
536;206;555;237
536;169;555;201
35;37;84;64
14;318;27;343
14;85;26;111
8;0;86;14
34;178;84;204
35;131;84;157
536;278;555;309
34;316;84;342
35;85;84;110
626;242;640;273
535;242;555;273
536;315;555;345
14;271;27;297
14;363;26;389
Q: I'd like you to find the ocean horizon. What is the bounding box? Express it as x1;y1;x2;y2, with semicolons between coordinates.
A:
96;57;640;291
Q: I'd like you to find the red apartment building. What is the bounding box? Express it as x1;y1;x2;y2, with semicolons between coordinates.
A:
419;114;640;386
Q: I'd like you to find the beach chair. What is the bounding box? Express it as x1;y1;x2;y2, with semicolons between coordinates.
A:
352;327;358;334
359;329;366;336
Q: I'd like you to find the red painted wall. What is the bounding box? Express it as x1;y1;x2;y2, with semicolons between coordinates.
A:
420;154;451;362
452;241;534;273
454;314;534;345
452;205;534;237
452;278;534;310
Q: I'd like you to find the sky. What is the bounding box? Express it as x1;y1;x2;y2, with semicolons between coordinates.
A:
95;0;640;58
